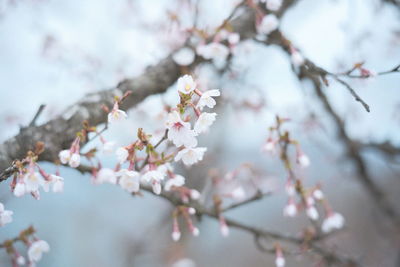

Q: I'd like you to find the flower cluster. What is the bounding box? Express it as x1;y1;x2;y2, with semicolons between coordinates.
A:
1;226;49;266
58;75;219;200
0;202;13;227
171;206;199;242
58;136;81;168
12;161;64;199
7;145;65;200
263;117;344;233
168;74;219;166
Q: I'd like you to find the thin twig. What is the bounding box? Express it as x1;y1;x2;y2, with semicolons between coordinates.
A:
29;104;46;127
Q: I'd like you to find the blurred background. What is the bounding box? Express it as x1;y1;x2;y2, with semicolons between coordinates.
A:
0;0;399;266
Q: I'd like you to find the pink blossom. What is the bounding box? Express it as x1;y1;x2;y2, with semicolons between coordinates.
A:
166;111;197;148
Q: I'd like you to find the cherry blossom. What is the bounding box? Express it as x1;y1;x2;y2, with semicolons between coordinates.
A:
297;152;310;168
313;189;324;200
141;170;165;195
262;138;276;153
175;147;207;166
0;202;13;226
275;256;285;267
42;174;64;193
102;141;116;154
24;171;44;193
172;216;181;242
117;169;140;193
116;147;129;164
51;175;65;193
285;179;295;196
194;112;217;134
196;89;220;110
166;111;198;148
58;150;71;164
228;32;240;45
16;255;25;265
108;102;128;124
196;42;229;64
258;14;279;35
58;150;80;168
190;189;201;200
171;258;196;267
13;181;26;197
96;168;117;184
275;244;285;267
322;212;345;233
69;153;81;168
172;47;195;66
164;175;186;191
28;240;50;263
266;0;283;11
306;206;319;220
283;201;297;217
220;221;229;237
177;74;196;94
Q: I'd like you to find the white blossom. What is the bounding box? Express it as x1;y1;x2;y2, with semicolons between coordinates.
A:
173;47;195;66
177;74;196;94
166;111;197;148
194;112;217;134
175;147;207;166
266;0;283;11
262;139;275;153
116;147;129;164
306;206;319;220
141;170;165;195
152;182;162;195
297;153;310;168
196;42;229;64
283;202;297;217
313;189;324;200
58;150;71;164
108;108;127;124
172;258;196;267
192;227;200;236
164;175;186;191
190;189;201;200
172;231;181;242
157;163;173;175
28;240;50;263
13;182;26;197
117;169;140;193
51;175;64;193
16;255;25;265
0;203;13;226
196;89;220;110
275;256;285;267
188;207;196;215
322;212;345;233
231;186;246;200
258;14;279;35
24;172;43;192
228;33;240;45
285;181;295;196
97;168;117;184
59;150;80;168
102;141;115;154
69;153;80;168
220;224;229;237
